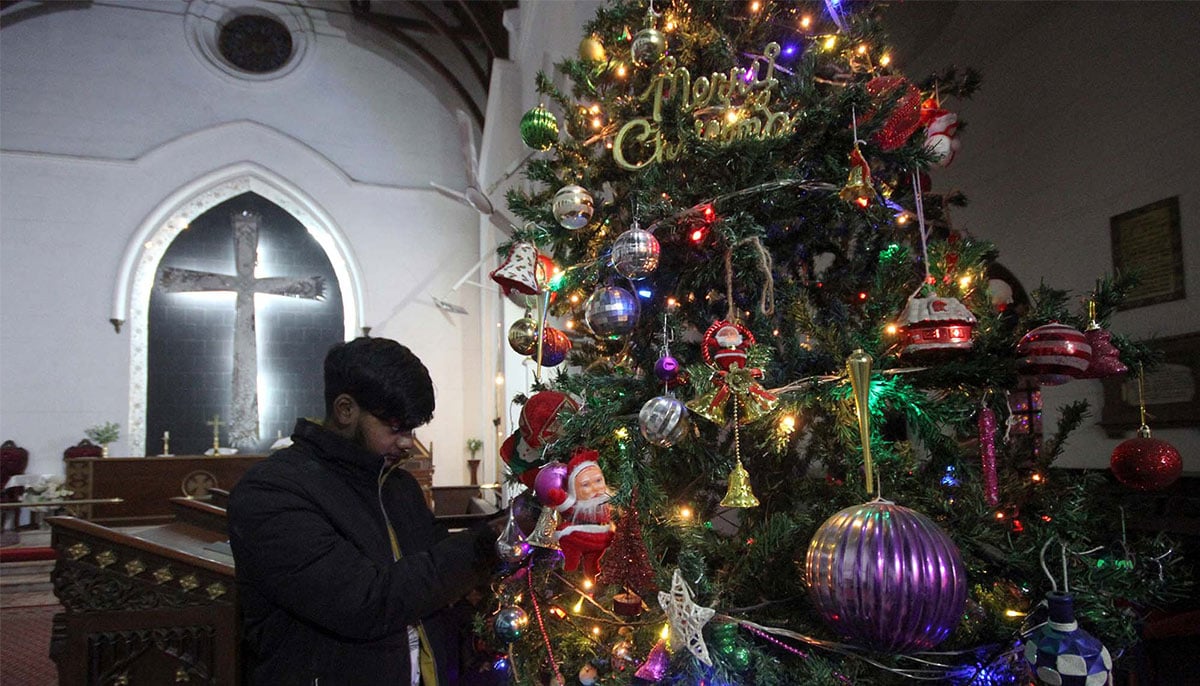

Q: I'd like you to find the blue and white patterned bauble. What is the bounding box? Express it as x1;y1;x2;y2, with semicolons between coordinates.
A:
1023;592;1112;686
639;395;690;447
611;226;660;279
584;286;639;339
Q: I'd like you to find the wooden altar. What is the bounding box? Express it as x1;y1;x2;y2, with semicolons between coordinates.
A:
63;440;434;526
64;455;266;527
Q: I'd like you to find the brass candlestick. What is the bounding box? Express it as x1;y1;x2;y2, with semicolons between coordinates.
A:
206;414;223;454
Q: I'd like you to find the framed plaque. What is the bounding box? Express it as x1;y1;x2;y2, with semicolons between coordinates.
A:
1100;332;1200;437
1110;196;1184;309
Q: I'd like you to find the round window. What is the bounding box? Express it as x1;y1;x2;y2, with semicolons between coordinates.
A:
218;14;293;74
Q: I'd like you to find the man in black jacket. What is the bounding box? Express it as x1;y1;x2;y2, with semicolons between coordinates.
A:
229;337;502;685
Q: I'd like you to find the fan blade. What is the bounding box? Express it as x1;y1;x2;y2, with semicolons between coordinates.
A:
456;109;482;188
430;182;470;206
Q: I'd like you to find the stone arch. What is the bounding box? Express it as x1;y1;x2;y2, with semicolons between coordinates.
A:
116;163;364;454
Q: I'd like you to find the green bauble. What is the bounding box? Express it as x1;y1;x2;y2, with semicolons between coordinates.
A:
520;105;559;150
709;622;751;671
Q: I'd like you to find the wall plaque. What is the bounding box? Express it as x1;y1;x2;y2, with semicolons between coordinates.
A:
1110;196;1184;309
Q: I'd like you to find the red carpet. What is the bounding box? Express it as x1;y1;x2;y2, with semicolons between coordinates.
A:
0;603;59;685
0;547;55;563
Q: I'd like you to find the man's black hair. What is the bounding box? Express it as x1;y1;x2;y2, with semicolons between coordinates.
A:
323;337;434;429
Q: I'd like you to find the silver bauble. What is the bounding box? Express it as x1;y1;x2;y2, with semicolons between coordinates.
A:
631;27;667;68
552;184;594;230
638;395;690;447
584;286;639;340
611;227;660;279
493;606;529;642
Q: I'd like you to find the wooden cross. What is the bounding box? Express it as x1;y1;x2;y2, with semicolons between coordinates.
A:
158;211;326;447
206;414;223;453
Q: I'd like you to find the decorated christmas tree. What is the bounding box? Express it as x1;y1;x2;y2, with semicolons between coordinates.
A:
484;1;1189;684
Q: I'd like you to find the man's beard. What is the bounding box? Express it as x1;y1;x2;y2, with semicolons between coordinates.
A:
571;494;611;524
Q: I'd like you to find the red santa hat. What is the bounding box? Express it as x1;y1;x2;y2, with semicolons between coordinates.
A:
519;390;580;448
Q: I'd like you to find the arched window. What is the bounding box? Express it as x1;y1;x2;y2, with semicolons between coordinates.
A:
118;165;364;456
147;192;343;455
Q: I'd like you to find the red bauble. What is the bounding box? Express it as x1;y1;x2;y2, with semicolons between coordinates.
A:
1111;433;1183;491
537;327;572;367
1016;323;1092;385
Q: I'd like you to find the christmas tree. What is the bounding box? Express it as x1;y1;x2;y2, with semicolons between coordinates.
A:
485;1;1189;684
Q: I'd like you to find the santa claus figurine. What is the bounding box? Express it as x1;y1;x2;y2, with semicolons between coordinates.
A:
544;449;615;576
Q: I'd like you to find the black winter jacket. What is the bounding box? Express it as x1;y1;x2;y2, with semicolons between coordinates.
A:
229;419;500;685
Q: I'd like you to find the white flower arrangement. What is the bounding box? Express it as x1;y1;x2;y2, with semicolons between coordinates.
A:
20;475;74;511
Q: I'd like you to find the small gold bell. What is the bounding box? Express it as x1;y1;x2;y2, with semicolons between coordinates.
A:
720;459;760;508
526;506;562;549
839;145;874;208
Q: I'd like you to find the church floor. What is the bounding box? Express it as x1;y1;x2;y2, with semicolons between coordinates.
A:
1;529;60;685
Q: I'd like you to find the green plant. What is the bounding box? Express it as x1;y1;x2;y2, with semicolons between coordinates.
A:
466;438;483;459
85;421;120;445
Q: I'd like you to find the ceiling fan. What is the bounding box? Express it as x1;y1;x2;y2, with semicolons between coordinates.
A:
430;109;526;236
428;109;533;316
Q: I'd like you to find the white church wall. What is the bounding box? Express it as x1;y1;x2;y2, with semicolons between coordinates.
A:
895;1;1200;472
0;0;484;483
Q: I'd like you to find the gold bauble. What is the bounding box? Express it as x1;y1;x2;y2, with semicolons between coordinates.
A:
579;35;606;62
507;317;540;355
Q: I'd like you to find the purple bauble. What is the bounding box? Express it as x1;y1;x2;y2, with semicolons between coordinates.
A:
653;355;680;381
805;499;967;653
533;461;568;506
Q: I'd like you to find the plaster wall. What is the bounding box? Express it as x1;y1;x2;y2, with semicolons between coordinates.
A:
894;1;1200;471
0;0;488;483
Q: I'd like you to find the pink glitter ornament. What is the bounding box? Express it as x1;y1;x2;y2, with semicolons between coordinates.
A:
978;405;999;507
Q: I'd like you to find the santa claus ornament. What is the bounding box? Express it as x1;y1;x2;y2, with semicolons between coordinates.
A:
544;449;616;576
920;98;961;167
499;390;580;488
898;294;977;356
687;320;778;425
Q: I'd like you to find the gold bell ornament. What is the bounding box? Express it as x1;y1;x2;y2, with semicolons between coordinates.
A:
526;505;562;550
720;458;760;508
839;144;874;208
718;401;760;508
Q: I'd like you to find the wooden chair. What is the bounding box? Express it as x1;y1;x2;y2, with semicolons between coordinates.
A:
63;439;103;460
1;440;30;544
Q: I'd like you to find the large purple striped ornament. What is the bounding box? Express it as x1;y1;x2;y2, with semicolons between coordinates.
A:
805;500;968;653
1016;323;1092;386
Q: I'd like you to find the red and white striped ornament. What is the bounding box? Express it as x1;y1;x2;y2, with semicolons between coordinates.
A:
1016;323;1092;385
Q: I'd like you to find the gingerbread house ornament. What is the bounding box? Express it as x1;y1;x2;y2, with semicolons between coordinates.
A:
898;295;977;355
